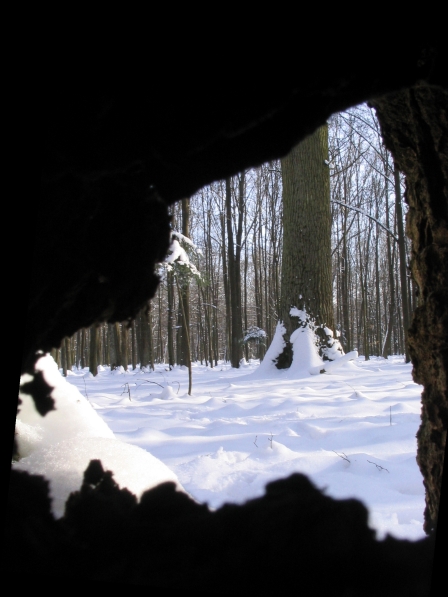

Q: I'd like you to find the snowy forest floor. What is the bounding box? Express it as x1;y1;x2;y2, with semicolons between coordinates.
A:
15;353;426;542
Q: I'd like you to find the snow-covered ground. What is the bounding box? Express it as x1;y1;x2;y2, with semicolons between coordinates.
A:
15;352;426;542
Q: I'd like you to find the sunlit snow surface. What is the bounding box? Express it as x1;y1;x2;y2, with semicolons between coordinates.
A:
15;353;426;541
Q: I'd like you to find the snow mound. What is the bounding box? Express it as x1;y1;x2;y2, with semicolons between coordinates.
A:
13;436;184;518
159;385;178;400
15;353;186;519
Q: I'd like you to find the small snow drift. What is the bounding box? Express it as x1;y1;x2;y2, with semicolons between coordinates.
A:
15;355;186;518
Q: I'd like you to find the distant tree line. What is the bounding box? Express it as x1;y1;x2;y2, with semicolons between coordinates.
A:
52;104;414;376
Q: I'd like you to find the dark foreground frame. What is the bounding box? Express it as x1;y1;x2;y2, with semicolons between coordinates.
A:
9;40;447;594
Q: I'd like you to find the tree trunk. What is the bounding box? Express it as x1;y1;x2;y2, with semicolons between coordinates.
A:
394;165;411;363
121;324;129;371
178;198;191;367
225;176;244;368
176;275;192;395
113;323;122;368
167;271;175;368
341;203;351;352
61;337;68;376
220;210;231;362
371;85;448;534
141;302;155;371
130;322;137;370
89;325;99;376
278;124;334;367
382;175;396;358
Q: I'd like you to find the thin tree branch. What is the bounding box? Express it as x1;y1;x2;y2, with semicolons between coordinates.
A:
331;199;398;242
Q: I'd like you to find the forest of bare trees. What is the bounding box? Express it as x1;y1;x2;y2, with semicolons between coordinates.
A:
53;103;415;376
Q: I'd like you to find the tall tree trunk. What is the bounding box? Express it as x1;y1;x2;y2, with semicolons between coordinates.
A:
220;210;231;362
225;176;244;368
121;324;129;371
167;271;175;368
197;289;206;366
394;165;411;362
102;324;109;366
341;203;351;352
149;304;155;370
61;337;68;376
130;322;137;370
51;347;60;368
375;218;382;357
382;176;396;358
89;325;99;376
107;324;117;369
75;330;82;369
113;323;122;368
176;275;192;395
243;206;249;362
372;87;448;532
157;291;164;364
80;328;86;369
278;124;334;367
141;302;155;371
178;198;191;367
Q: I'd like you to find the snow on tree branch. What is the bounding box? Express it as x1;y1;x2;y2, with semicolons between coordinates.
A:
160;231;202;280
243;326;267;343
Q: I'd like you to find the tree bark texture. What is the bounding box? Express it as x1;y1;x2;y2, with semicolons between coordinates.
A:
371;83;448;534
225;177;244;368
89;326;99;376
394;165;411;363
279;125;334;364
178;198;191;367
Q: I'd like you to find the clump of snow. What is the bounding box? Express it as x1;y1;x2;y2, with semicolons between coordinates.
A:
255;322;286;376
14;419;43;458
18;354;115;444
164;238;188;265
309;350;358;375
322;331;344;361
288;324;323;375
243;325;267;343
161;230;202;279
171;230;202;253
159;384;177;400
289;306;344;364
289;307;307;320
